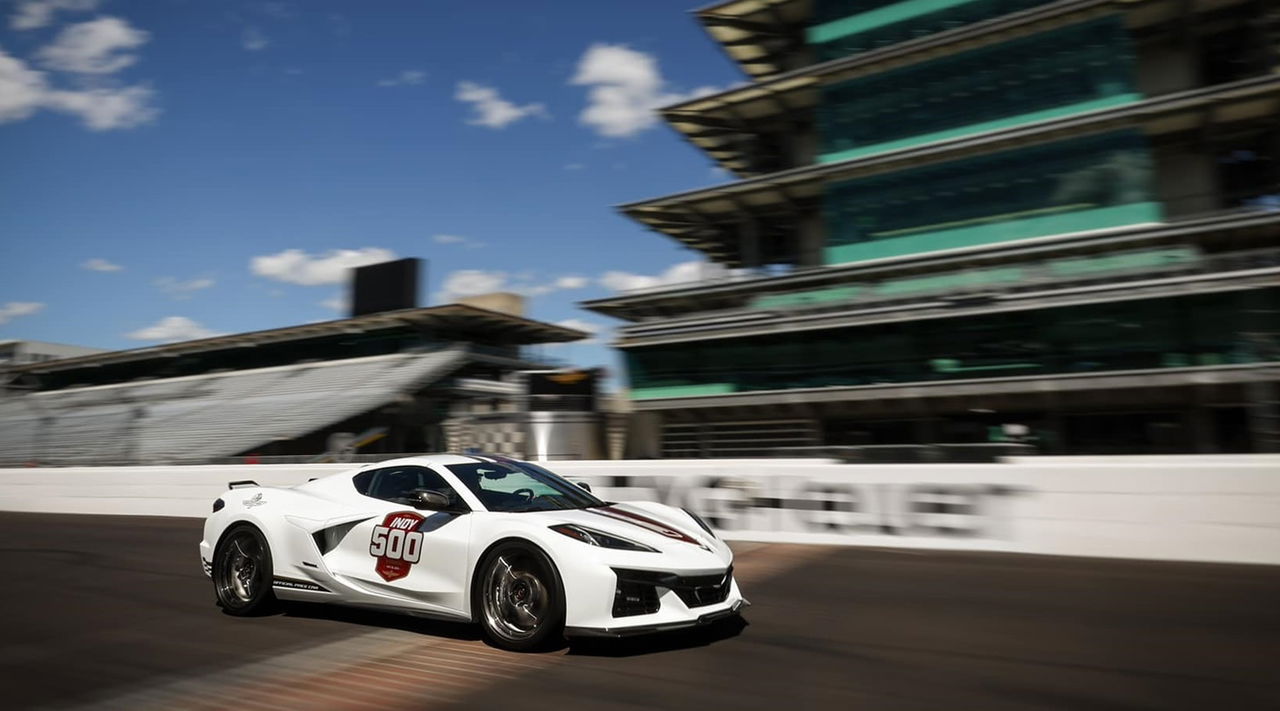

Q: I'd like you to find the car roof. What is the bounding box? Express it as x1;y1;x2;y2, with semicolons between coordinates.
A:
356;453;506;470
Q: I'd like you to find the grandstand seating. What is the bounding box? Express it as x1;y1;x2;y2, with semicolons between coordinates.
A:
0;348;466;465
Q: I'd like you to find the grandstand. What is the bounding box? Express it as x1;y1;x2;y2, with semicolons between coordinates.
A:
0;304;586;466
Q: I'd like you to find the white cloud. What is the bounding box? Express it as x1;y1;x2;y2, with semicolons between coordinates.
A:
435;270;587;302
521;274;590;297
522;284;558;297
455;80;548;129
9;0;97;31
250;247;396;286
126;316;222;343
319;292;348;313
257;2;296;20
377;69;426;87
554;275;588;290
81;257;122;272
241;26;269;51
600;260;725;292
563;162;585;171
432;234;485;249
0;48;46;123
43;84;157;130
437;269;509;302
0;46;157;130
155;276;215;299
570;43;718;138
0;27;156;131
37;17;149;74
0;301;45;325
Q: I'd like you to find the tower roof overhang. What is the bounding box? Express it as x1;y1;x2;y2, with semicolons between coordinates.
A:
627;75;1280;266
694;0;810;80
670;0;1259;174
584;210;1280;321
609;265;1280;347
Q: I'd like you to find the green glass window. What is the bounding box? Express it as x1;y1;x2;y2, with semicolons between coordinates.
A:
747;248;1199;311
817;18;1139;162
814;0;921;24
822;130;1162;264
810;0;1061;62
626;287;1279;397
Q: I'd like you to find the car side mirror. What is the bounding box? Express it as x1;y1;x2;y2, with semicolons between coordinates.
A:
574;480;592;493
413;489;453;511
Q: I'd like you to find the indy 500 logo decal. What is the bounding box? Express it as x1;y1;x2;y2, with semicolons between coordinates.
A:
369;512;425;581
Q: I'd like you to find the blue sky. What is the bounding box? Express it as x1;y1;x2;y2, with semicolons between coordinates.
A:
0;0;745;378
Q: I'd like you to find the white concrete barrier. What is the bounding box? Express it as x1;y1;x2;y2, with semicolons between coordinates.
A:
1;456;1277;565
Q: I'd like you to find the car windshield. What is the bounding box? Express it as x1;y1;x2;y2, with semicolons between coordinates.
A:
446;459;604;512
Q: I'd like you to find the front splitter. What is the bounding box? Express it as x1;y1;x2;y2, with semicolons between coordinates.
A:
564;599;749;638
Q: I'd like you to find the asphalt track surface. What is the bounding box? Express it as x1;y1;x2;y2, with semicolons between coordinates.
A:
1;513;1278;710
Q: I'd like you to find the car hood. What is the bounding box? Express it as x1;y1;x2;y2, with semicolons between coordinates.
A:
526;502;720;556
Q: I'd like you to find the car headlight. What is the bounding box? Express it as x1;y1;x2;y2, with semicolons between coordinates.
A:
682;508;717;539
550;524;658;552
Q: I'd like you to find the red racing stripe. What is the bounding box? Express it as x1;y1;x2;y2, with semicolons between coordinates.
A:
588;506;706;548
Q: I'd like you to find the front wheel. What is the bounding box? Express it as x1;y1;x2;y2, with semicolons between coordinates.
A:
475;541;564;652
212;524;276;616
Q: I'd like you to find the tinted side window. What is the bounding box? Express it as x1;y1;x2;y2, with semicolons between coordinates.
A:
352;466;465;508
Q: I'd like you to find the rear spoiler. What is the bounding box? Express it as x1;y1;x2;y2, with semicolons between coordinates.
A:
227;480;259;489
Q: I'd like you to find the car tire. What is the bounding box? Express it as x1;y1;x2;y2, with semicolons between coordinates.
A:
212;524;277;616
474;541;564;652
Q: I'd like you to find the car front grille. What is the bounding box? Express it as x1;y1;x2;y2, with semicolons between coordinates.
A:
611;566;733;617
670;567;733;608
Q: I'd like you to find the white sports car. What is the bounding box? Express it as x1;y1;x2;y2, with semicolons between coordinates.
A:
199;454;746;651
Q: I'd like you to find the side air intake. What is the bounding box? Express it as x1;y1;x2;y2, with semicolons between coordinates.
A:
312;518;371;555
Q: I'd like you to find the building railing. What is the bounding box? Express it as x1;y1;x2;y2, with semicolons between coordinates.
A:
769;444;1037;463
608;207;1280;300
464;343;572;368
617;242;1280;339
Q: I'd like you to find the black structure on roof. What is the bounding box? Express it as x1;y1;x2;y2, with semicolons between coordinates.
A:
352;258;423;317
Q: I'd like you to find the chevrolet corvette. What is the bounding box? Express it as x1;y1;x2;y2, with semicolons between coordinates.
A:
199;454;745;651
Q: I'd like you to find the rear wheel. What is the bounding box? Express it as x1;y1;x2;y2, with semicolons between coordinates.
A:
475;541;564;652
212;524;276;616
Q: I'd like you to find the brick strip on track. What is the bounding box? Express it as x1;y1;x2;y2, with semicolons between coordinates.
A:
77;542;806;711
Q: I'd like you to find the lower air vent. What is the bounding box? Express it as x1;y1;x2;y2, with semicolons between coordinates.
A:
613;579;661;618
